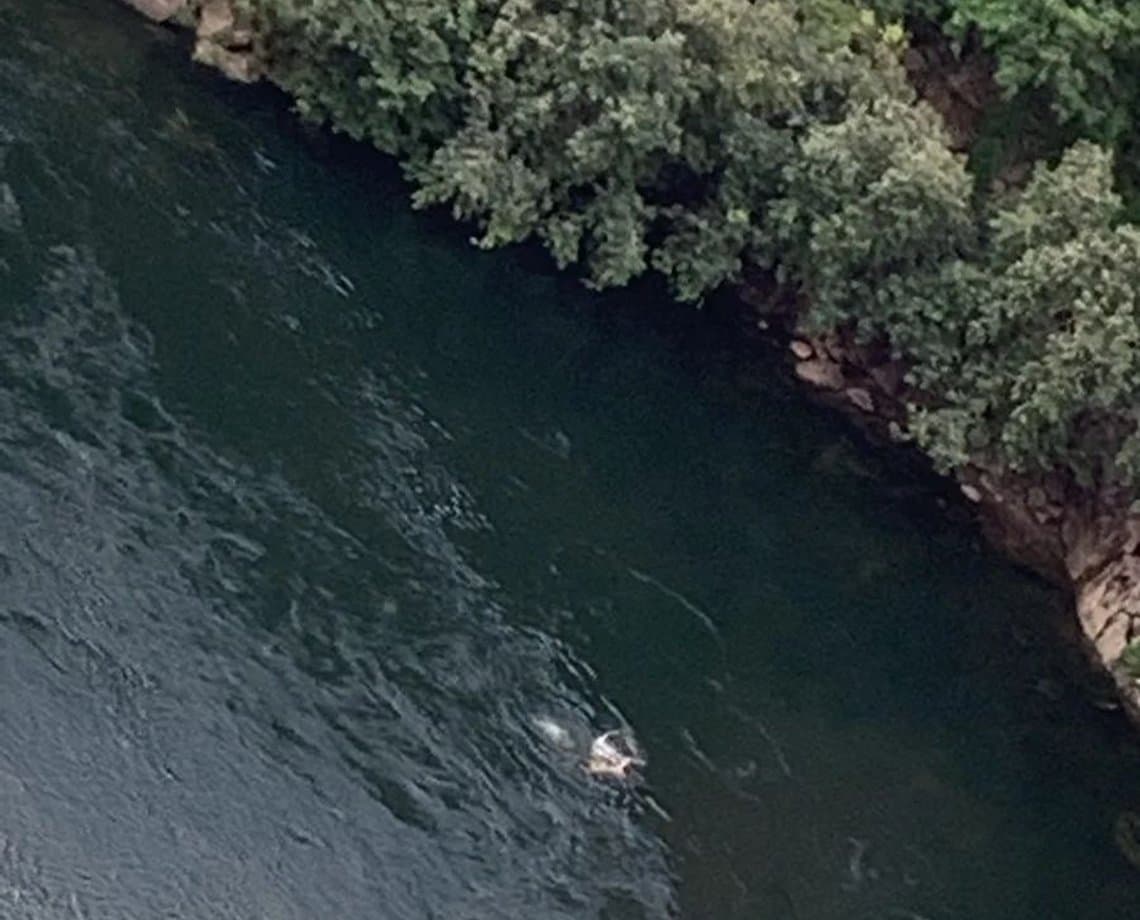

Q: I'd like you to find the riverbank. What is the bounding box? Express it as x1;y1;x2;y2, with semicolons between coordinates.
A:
772;313;1140;725
116;0;1140;725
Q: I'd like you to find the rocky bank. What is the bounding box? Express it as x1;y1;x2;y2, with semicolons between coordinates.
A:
771;316;1140;725
124;0;260;82
117;0;1140;725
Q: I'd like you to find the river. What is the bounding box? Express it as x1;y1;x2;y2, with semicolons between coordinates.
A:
1;2;1138;918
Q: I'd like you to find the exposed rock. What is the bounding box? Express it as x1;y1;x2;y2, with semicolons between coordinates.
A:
1064;513;1122;583
1096;613;1131;664
845;387;874;414
194;0;253;47
120;0;185;21
977;489;1068;583
794;357;844;391
173;0;259;83
192;39;260;83
197;0;234;42
229;24;253;48
816;332;847;365
1079;571;1117;643
778;300;1140;723
790;339;814;361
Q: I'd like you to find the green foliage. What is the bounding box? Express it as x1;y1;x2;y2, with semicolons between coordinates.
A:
770;97;975;334
238;0;496;159
769;120;1140;486
899;0;1140;219
988;141;1122;259
410;0;910;293
905;144;1140;483
946;0;1140;144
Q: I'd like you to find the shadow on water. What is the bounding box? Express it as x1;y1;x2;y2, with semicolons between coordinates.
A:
0;2;1139;919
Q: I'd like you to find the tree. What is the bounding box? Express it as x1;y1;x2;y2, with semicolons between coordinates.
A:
947;0;1140;143
770;96;975;335
907;143;1140;484
411;0;911;294
238;0;496;160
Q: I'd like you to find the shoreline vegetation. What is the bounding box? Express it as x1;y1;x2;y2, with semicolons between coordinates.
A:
120;0;1140;721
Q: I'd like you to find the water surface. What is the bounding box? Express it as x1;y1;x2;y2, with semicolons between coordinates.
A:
1;2;1139;918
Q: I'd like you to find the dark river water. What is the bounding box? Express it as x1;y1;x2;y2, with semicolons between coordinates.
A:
2;2;1139;918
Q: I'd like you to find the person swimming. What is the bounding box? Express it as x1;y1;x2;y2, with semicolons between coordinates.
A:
532;716;646;780
586;729;646;779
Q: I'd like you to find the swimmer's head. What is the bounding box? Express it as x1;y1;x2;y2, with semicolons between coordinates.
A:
587;730;645;779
